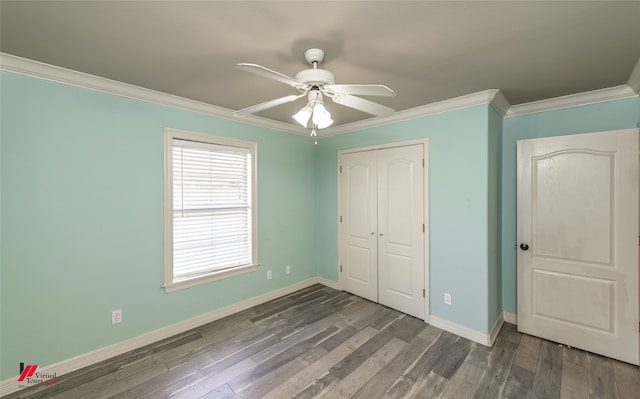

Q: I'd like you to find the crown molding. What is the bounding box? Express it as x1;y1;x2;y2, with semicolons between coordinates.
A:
3;53;637;136
0;52;498;138
0;53;306;135
233;114;308;136
627;56;640;95
322;89;505;137
489;89;511;117
505;85;638;118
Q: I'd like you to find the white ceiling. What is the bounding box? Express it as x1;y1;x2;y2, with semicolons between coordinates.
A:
1;1;639;130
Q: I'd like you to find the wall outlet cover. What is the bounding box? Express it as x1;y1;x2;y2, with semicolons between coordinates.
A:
111;309;122;324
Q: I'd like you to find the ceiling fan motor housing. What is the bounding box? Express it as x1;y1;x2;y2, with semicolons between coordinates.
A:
295;69;335;86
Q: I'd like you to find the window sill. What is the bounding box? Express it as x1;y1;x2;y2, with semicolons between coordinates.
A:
163;263;259;293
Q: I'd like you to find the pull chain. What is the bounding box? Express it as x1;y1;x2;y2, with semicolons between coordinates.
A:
311;124;318;145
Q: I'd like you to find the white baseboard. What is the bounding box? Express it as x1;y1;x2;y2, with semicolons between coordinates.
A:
0;277;332;396
503;311;517;325
316;276;339;290
488;314;504;347
429;315;504;347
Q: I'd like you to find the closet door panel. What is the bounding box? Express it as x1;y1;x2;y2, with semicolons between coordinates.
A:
378;145;425;319
339;151;378;302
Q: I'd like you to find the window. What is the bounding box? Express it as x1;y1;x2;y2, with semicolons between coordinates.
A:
164;128;258;292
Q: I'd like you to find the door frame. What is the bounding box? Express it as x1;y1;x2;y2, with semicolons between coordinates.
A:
337;138;430;322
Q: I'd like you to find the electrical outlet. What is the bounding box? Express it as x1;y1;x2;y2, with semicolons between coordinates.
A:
285;265;291;275
112;309;122;324
267;270;272;280
444;293;452;305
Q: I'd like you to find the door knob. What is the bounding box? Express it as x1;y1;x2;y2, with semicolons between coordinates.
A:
520;243;530;251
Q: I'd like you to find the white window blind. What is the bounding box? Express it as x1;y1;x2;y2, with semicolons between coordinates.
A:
172;138;253;282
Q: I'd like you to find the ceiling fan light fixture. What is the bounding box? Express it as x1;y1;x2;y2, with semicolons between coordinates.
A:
312;103;333;129
293;105;312;127
234;48;395;125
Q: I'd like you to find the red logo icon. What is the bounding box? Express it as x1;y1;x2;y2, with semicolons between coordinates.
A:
18;365;38;382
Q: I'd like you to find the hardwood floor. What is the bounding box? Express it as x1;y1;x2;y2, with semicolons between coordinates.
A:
4;284;639;399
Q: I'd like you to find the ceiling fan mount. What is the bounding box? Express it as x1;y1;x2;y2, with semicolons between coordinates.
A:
303;48;325;65
233;48;396;126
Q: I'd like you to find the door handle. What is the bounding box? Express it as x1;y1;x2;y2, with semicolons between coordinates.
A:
371;232;375;235
380;233;384;236
520;243;530;251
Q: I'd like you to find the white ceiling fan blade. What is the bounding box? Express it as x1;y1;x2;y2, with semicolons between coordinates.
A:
234;93;305;116
324;84;395;97
236;63;304;88
332;94;395;117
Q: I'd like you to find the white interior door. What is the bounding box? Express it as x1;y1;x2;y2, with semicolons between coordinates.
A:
517;128;639;365
340;151;378;302
340;144;426;319
378;145;425;319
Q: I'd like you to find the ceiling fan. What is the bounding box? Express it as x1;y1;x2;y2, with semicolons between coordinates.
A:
233;48;396;129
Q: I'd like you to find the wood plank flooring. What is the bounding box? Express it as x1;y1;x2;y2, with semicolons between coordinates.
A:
3;284;639;399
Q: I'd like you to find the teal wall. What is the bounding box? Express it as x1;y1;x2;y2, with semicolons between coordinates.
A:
314;105;493;333
2;68;639;381
0;72;316;379
500;97;640;314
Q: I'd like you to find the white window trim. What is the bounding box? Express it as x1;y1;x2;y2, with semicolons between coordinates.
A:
163;128;259;293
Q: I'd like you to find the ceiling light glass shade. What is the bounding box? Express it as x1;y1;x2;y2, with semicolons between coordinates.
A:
293;105;312;127
312;103;333;129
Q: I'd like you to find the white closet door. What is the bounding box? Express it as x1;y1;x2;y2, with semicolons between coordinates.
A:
339;144;426;319
378;145;425;319
340;151;378;302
